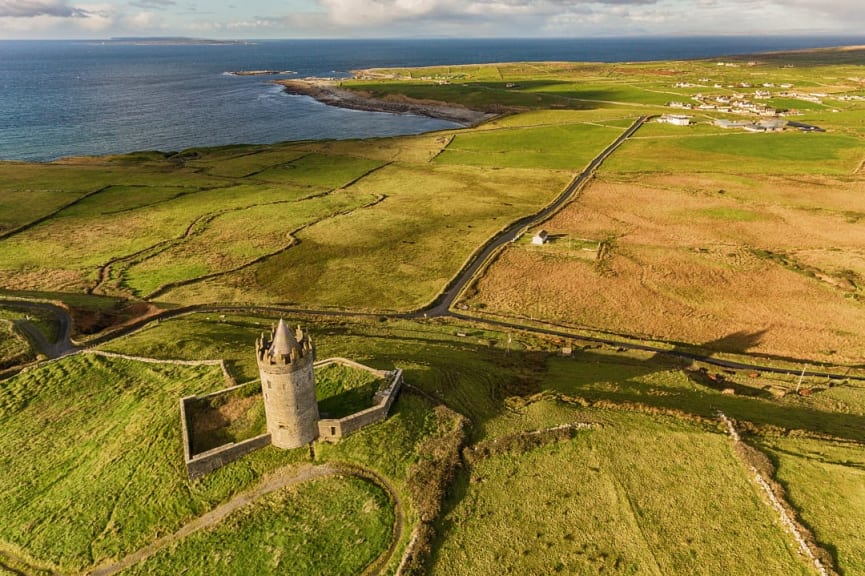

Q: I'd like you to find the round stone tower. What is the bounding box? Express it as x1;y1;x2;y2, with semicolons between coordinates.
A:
256;319;319;449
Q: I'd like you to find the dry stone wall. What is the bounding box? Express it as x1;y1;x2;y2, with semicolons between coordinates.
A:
179;357;403;478
180;391;272;480
318;367;403;442
184;432;272;480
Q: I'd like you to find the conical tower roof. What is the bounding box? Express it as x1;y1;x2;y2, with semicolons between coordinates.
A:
268;318;298;357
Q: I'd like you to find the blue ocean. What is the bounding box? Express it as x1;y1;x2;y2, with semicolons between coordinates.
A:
0;36;861;161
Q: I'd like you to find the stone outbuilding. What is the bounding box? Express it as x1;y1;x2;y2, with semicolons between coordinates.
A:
532;229;549;245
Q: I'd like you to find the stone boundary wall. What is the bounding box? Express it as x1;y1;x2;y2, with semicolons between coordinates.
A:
313;356;390;377
719;412;830;576
395;526;421;576
87;350;236;386
178;357;402;478
180;388;272;480
318;366;404;442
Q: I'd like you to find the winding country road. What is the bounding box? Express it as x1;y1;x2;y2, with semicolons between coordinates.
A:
424;115;648;317
3;300;78;358
2;114;863;576
2;113;863;383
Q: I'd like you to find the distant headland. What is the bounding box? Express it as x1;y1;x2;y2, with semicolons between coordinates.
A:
277;76;494;126
225;70;297;77
104;37;253;46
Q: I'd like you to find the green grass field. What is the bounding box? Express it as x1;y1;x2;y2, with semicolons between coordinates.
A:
120;475;394;576
316;363;384;419
168;163;570;309
604;131;863;175
4;47;865;576
0;316;33;368
0;305;58;367
185;383;267;453
432;409;814;576
0;353;311;572
758;436;865;575
0;134;579;310
3;312;865;573
436;122;627;169
0;325;451;574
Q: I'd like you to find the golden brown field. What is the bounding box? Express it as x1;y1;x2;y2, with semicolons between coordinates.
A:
466;172;865;364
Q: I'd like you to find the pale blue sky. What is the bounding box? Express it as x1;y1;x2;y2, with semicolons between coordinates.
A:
1;0;863;39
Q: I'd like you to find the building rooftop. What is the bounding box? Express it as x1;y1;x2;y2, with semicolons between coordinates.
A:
268;318;297;358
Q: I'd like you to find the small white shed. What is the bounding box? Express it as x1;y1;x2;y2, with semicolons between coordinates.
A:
532;230;549;245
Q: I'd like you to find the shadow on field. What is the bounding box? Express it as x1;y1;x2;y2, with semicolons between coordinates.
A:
316;323;865;444
672;329;836;368
693;329;768;356
476;80;639;105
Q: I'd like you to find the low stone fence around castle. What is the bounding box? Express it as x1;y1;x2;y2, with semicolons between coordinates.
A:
313;357;390;377
179;358;403;478
184;432;272;480
179;383;270;480
318;367;403;442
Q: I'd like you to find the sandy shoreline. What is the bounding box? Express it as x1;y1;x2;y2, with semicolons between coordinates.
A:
276;78;495;126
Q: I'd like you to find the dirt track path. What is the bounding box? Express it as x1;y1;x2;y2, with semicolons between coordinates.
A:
86;464;336;576
84;462;404;576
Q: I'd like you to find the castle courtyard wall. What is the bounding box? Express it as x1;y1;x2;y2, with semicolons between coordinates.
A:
180;357;402;478
318;368;403;442
180;391;273;480
185;433;272;480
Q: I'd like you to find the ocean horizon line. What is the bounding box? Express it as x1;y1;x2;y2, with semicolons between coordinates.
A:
3;36;862;162
2;33;863;42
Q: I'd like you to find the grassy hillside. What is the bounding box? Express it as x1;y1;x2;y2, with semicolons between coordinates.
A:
433;410;813;576
3;47;865;576
3;312;863;573
120;475;394;576
758;437;865;575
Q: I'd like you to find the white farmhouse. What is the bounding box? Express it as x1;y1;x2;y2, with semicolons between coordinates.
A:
659;114;692;126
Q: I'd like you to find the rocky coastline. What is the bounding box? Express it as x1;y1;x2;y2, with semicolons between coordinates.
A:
226;70;296;76
276;77;495;126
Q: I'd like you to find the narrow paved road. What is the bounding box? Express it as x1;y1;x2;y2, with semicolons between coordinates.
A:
2;113;863;382
3;300;78;358
423;115;648;317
